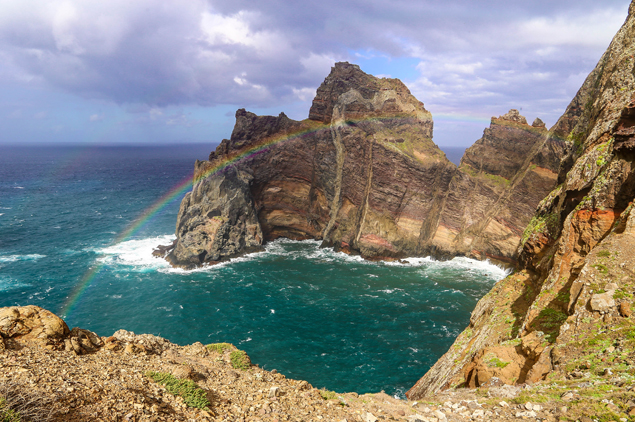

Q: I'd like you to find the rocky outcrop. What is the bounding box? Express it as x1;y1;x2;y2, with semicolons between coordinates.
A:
407;1;635;399
162;63;563;269
424;110;564;263
0;305;103;354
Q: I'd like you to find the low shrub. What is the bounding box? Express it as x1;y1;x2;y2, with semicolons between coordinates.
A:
230;350;251;370
0;381;54;422
145;371;210;410
207;342;234;354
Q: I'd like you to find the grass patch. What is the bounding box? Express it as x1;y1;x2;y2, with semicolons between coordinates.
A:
597;250;611;258
319;389;339;400
593;264;609;274
207;342;234;354
556;291;571;303
230;350;251;370
146;371;210;410
614;289;633;300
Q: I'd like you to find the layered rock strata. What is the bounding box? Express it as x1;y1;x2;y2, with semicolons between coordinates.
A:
162;63;563;269
407;1;635;400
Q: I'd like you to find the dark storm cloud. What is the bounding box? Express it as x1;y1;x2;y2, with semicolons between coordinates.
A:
0;0;630;123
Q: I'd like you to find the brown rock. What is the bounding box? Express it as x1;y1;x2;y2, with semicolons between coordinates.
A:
620;302;632;317
0;305;70;348
172;365;194;380
590;293;615;313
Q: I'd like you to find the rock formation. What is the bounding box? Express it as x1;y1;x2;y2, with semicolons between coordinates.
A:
407;1;635;399
1;305;595;421
161;63;563;269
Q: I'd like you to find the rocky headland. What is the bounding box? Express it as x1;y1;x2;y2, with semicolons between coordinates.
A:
407;1;635;418
160;62;563;269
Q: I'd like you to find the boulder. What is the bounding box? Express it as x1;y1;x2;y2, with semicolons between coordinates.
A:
590;293;615;313
620;302;632;317
0;305;70;348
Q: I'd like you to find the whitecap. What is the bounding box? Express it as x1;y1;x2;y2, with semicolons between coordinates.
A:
95;235;175;271
13;186;24;189
0;276;30;292
0;254;46;263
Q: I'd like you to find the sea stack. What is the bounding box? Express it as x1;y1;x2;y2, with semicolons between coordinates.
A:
161;63;564;269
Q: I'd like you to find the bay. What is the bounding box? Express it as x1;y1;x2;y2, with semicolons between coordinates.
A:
0;144;506;397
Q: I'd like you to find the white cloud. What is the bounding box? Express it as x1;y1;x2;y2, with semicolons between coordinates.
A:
89;113;104;121
0;0;630;147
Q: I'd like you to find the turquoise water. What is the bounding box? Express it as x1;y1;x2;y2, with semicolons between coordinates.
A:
0;145;506;397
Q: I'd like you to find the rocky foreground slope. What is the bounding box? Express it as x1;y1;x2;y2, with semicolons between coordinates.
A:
161;63;563;269
1;305;623;422
407;0;635;415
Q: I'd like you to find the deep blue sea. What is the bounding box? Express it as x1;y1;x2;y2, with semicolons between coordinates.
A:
0;144;505;398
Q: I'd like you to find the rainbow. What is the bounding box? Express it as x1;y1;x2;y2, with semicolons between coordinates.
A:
59;111;504;318
59;119;332;318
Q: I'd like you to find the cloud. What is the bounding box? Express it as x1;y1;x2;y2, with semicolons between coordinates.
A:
89;113;104;121
0;0;630;134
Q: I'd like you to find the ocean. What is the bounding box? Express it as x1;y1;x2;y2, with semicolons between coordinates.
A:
0;144;506;398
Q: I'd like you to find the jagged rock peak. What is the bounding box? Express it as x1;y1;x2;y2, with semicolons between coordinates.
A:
308;61;426;124
532;117;546;128
495;109;528;125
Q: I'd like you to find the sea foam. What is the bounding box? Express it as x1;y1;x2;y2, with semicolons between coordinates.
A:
0;254;46;263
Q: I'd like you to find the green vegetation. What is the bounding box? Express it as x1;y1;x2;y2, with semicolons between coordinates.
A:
593;263;609;274
319;389;339;400
521;213;559;245
485;354;510;369
459;164;510;187
536;308;568;342
614;289;632;300
0;398;21;422
230;350;251;370
145;371;210;410
567;131;586;154
501;338;522;347
207;342;234;354
556;291;571;303
597;250;611;257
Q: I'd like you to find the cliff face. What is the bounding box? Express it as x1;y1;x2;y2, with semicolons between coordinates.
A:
163;62;563;269
407;2;635;399
426;111;564;263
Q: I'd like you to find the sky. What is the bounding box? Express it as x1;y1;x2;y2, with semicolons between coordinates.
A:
0;0;631;148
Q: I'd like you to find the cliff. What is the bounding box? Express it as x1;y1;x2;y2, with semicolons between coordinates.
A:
407;2;635;414
162;63;563;269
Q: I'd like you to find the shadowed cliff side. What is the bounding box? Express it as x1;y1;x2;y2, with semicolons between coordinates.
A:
161;63;563;269
407;1;635;400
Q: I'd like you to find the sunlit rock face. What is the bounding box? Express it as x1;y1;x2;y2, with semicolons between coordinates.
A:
407;2;635;399
163;62;562;269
